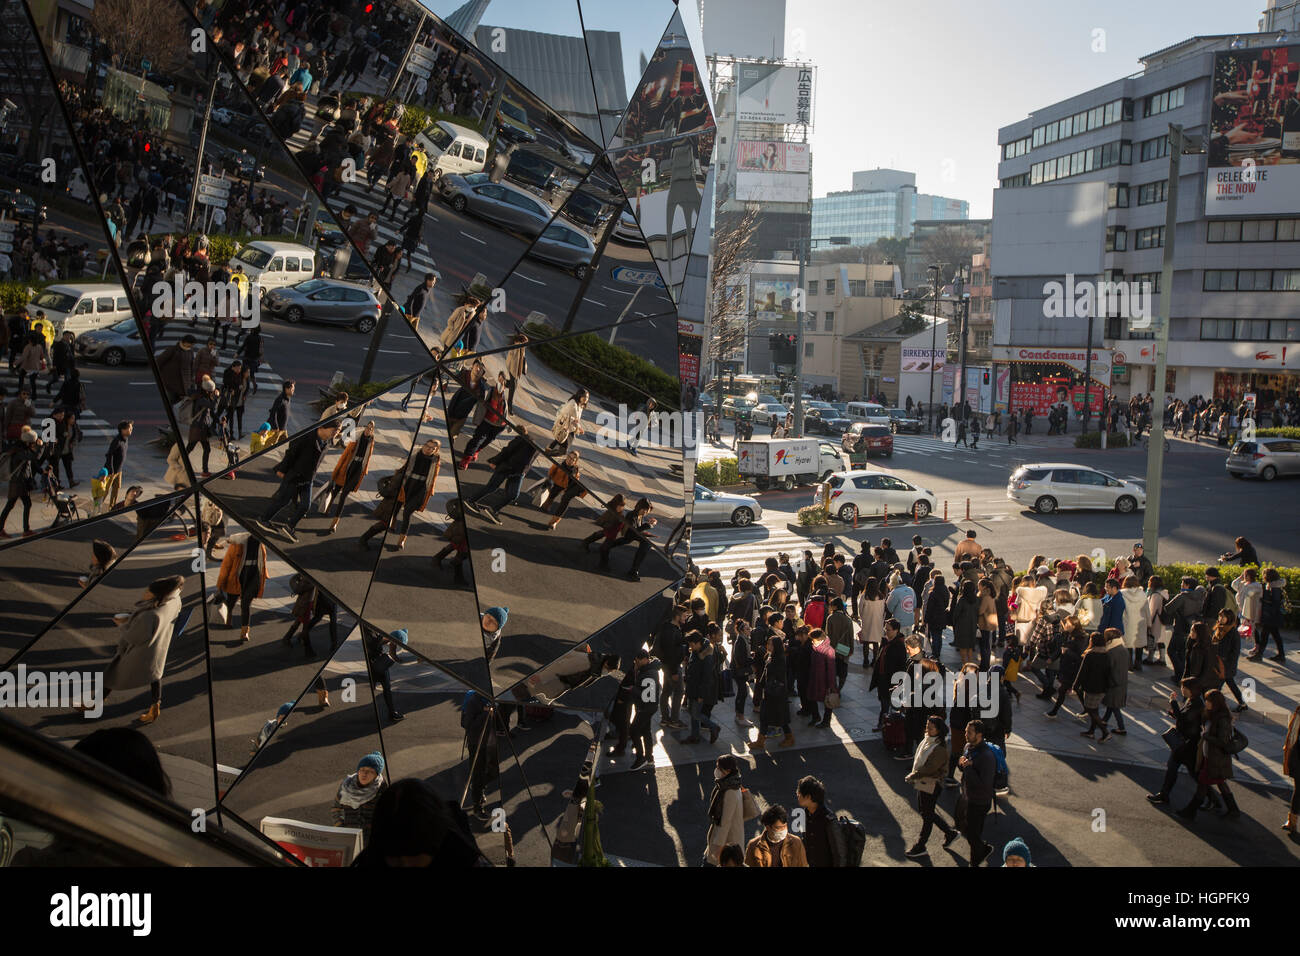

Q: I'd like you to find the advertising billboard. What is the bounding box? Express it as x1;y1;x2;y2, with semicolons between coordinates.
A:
751;277;797;318
736;140;810;172
736;171;809;202
736;63;814;126
1206;45;1300;216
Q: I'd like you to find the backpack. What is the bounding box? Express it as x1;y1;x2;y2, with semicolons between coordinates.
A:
989;742;1010;791
834;811;867;867
1221;586;1238;616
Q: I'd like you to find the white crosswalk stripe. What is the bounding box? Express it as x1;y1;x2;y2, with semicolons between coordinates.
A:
689;525;834;582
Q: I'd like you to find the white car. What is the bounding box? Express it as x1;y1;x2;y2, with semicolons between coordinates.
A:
751;402;789;425
693;485;762;527
817;470;937;522
1007;463;1147;514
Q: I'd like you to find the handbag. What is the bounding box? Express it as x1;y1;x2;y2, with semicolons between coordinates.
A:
1225;727;1249;756
314;484;335;514
740;786;761;822
1161;725;1187;751
825;690;842;709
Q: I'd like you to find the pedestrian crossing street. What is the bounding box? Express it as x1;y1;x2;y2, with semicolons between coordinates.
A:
0;362;118;439
688;524;838;584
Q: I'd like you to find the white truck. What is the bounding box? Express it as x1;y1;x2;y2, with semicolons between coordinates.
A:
736;438;847;491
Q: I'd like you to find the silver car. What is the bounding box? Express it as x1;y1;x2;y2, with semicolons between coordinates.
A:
75;317;148;366
693;485;762;527
527;221;596;279
263;279;382;333
1227;437;1300;480
443;176;553;236
1007;462;1147;514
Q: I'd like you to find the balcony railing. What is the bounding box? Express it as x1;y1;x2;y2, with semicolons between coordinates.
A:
50;40;89;75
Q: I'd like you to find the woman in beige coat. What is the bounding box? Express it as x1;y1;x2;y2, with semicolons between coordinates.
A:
95;575;186;724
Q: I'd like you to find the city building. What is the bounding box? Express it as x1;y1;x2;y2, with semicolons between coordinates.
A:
812;168;970;249
799;262;902;393
902;217;992;291
991;21;1300;413
842;313;948;408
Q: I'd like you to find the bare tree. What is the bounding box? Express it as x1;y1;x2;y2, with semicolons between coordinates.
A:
921;226;979;284
705;202;760;416
0;4;63;162
90;0;186;76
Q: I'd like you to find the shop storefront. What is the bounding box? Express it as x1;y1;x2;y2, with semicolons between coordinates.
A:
993;346;1111;417
1119;342;1298;410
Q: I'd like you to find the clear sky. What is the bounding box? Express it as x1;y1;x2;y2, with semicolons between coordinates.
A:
795;0;1268;217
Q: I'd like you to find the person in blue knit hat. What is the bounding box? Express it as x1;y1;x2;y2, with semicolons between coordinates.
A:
482;607;508;661
1002;836;1034;867
332;751;387;840
254;701;295;753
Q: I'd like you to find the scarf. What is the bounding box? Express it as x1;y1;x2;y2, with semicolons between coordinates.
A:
336;771;383;809
912;734;941;775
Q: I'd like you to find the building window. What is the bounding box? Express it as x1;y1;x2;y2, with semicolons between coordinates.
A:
804;341;814;357
1108;183;1130;208
1275;269;1300;291
847;279;866;297
1143;85;1185;117
1106;227;1127;252
1204;269;1300;291
873;280;894;296
824;278;835;295
823;312;834;331
1139;135;1170;162
974;329;991;349
1137;180;1168;205
1209;219;1297;242
1200;319;1235;340
1134;226;1164;249
807;279;818;295
1130;272;1162;293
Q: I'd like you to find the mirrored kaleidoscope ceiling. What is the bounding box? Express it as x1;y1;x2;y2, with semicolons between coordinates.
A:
0;0;710;865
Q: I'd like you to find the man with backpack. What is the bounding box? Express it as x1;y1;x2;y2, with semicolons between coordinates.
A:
796;775;844;867
1162;576;1206;682
956;718;997;866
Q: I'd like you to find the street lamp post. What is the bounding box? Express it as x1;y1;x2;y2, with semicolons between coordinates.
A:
1141;123;1201;563
953;265;970;421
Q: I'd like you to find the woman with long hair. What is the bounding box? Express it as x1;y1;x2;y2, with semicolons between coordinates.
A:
88;575;187;723
977;578;999;671
904;715;958;858
951;578;979;666
1146;574;1170;666
1177;689;1240;821
858;577;886;668
1212;609;1247;712
1073;631;1113;741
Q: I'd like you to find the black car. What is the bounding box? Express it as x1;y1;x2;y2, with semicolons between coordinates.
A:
0;188;46;225
562;189;611;230
806;410;851;435
887;408;924;433
504;150;558;192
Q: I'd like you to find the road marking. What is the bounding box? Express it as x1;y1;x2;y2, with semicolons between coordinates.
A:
459;231;487;245
513;272;546;285
582;297;606;307
304;340;335;346
377;349;409;354
602;285;633;295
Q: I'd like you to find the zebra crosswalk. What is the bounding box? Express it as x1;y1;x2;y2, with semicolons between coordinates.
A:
0;363;118;439
688;524;839;584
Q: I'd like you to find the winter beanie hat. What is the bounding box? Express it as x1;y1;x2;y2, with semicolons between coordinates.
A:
357;751;385;775
276;702;294;718
1003;836;1031;866
484;607;508;630
390;628;408;645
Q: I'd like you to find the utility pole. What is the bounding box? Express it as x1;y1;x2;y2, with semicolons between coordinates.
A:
1141;123;1199;563
386;14;428;99
953;265;969;422
794;235;808;438
927;263;940;434
185;64;221;235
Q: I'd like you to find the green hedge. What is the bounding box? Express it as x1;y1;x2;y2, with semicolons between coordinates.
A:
1258;427;1300;439
1073;430;1132;448
695;457;739;488
797;504;830;526
523;322;678;411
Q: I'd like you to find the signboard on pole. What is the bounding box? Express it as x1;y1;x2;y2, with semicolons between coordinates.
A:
735;63;815;126
197;173;231;208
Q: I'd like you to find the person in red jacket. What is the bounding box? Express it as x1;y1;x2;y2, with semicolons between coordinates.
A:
806;629;838;729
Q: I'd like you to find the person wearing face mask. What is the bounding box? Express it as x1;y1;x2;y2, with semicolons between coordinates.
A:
704;754;746;866
744;804;808;867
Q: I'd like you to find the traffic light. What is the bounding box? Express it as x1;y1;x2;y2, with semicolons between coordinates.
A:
769;333;780;351
982;370;990;384
787;334;797;348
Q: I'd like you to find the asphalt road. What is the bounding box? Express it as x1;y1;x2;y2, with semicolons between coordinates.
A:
596;740;1300;867
699;428;1300;570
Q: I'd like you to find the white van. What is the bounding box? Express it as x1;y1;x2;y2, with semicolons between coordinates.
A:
781;393;813;408
415;121;489;179
231;241;317;298
845;402;891;425
27;283;134;337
